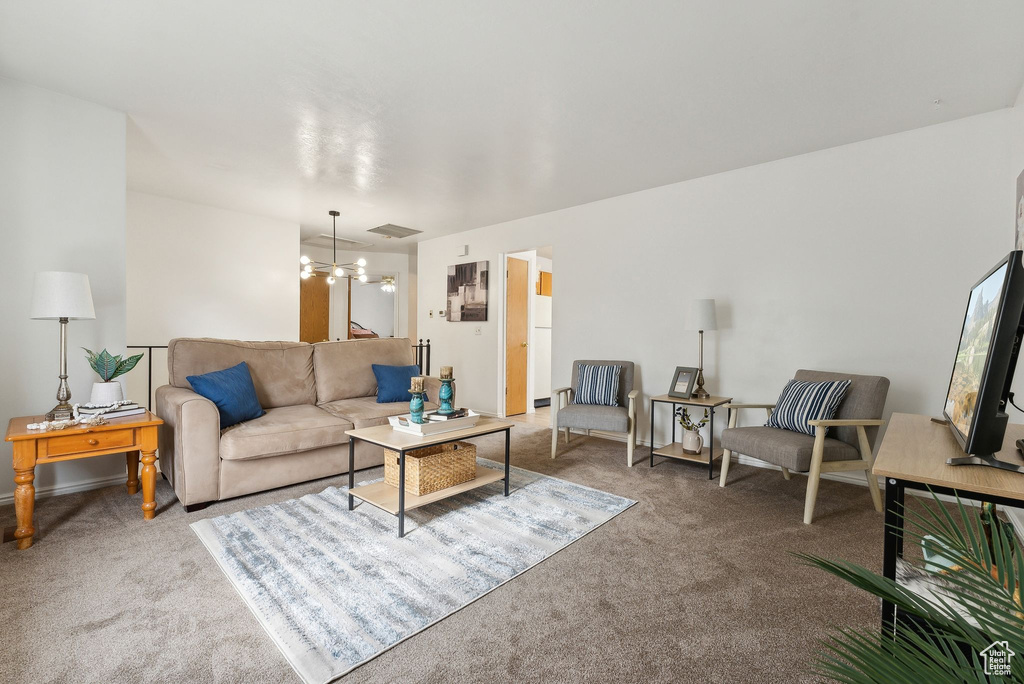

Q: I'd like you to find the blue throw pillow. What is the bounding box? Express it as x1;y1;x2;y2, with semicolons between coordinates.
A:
187;362;265;428
764;379;851;436
372;364;422;403
572;363;621;407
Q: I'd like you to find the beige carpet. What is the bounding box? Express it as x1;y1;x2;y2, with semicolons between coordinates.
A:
1;424;895;683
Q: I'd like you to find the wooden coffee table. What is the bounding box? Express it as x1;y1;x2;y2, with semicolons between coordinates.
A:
5;411;164;549
346;416;514;537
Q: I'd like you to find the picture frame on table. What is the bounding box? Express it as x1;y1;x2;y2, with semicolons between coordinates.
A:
668;366;698;399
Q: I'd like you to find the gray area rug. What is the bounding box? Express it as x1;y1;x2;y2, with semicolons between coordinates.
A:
191;458;635;683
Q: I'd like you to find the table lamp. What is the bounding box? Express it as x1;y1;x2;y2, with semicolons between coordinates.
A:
30;271;96;420
687;298;718;399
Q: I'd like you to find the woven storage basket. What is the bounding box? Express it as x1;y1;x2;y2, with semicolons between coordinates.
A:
384;441;477;496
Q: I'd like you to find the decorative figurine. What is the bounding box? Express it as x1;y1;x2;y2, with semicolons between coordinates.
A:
438;366;455;415
409;376;426;424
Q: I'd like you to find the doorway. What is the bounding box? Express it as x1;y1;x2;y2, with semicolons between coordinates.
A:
502;247;553;417
300;275;330;343
505;256;529;415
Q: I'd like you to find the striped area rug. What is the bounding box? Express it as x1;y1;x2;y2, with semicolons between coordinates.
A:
191;459;635;683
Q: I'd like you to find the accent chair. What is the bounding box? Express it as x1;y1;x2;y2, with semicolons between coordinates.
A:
719;369;889;524
550;360;639;467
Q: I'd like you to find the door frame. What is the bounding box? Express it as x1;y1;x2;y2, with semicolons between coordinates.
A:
498;250;537;418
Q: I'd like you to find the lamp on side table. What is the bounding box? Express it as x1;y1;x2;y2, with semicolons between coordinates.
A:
30;271;96;420
687;298;718;400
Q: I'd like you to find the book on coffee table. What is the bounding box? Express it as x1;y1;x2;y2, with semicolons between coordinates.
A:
389;410;481;435
426;408;469;421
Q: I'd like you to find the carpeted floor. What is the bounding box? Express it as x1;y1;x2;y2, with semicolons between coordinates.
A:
1;424;898;683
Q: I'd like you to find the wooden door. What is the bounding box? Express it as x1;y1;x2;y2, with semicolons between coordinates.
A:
505;257;529;415
300;276;330;343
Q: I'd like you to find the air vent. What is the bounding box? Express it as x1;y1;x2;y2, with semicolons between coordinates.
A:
302;233;373;250
367;223;421;239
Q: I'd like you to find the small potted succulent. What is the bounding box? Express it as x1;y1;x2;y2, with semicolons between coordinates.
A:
83;348;144;405
675;406;710;454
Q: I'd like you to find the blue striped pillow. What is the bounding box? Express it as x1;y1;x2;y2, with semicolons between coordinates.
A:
573;363;621;407
764;379;851;436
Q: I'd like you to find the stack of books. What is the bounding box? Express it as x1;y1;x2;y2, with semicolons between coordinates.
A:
77;402;146;420
427;408;469;421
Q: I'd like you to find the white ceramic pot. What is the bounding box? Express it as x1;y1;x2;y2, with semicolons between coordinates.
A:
682;429;704;454
89;381;123;406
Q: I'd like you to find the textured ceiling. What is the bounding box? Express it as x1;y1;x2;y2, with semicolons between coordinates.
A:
2;1;1023;249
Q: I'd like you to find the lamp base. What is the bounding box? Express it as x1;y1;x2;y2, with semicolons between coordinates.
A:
692;367;710;400
45;402;74;422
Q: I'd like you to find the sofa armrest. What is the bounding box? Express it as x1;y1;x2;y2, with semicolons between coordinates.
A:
807;418;885;427
552;387;572;409
627;389;639;419
155;385;221;507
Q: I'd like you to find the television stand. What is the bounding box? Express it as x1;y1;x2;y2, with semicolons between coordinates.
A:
947;454;1024;473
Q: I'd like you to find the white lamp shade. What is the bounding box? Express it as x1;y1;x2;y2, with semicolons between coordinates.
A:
687;298;718;331
30;271;96;320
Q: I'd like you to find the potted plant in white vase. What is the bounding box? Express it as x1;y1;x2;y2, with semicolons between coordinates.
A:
674;406;709;454
82;348;144;405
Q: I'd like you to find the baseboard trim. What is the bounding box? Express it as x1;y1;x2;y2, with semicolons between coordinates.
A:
0;473;129;507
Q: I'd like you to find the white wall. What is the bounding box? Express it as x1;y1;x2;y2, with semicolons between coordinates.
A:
302;246;414;342
127;191;299;344
0;77;128;502
418;108;1016;450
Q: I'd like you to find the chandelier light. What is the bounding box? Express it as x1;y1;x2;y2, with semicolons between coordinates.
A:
380;275;396;293
299;210;369;284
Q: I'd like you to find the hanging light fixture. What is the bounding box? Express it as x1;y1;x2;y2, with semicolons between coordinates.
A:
298;210;369;284
380;275;396;293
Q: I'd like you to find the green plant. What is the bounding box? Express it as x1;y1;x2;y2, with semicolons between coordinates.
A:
82;348;144;383
674;406;709;431
799;493;1024;683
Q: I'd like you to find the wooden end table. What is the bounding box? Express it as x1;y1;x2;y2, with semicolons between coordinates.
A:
345;416;514;537
4;411;164;549
649;394;732;479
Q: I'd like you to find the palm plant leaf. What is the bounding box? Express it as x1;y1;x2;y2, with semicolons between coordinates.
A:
799;491;1024;681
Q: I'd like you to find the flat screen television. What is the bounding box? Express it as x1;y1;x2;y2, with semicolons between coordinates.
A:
943;250;1024;472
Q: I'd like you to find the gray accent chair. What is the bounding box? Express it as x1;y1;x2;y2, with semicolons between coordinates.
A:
719;369;889;524
551;360;639;467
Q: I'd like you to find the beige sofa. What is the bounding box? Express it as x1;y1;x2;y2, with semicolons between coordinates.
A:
155;337;440;510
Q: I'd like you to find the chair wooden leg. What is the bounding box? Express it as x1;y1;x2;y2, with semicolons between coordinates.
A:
626;425;636;468
803;430;827;524
858;426;883;513
719;407;739;487
563;428;570;444
551;422;559;459
781;467;792;480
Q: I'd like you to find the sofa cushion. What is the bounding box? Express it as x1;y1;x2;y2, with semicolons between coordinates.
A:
313;338;416;403
372;364;421;403
556;404;629;433
794;369;889;450
320;395;439;429
720;425;860;472
168;338;316;409
219;405;353;461
187;361;265;428
572;363;622;407
764;378;851;437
